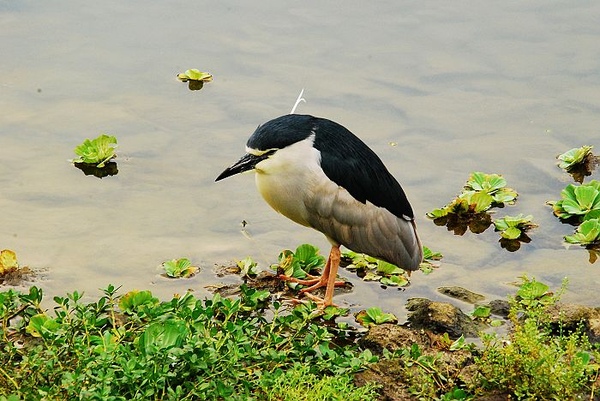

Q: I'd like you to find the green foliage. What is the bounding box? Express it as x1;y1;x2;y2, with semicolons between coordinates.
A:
565;218;600;245
428;172;518;221
557;145;594;170
161;257;198;278
343;251;410;286
549;180;600;222
493;214;537;240
72;134;117;167
472;277;598;399
274;244;325;287
355;307;398;327
0;285;378;400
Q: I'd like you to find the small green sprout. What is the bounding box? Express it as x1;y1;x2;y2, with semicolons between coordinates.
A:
236;256;259;278
548;180;600;222
420;246;443;274
162;258;199;278
557;145;594;170
493;214;537;240
355;306;398;327
72;134;117;168
565;218;600;245
515;279;554;308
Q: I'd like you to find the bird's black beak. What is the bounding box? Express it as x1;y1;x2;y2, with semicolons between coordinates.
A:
215;153;264;182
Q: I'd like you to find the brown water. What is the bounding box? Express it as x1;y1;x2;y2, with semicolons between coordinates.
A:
2;1;600;320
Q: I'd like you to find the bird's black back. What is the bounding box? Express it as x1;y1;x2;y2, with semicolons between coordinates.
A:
248;114;415;220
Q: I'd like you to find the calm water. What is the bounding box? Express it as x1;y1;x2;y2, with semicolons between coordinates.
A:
2;1;600;320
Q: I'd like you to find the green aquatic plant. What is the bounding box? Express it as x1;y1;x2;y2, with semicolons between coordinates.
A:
557;145;593;170
176;69;213;82
236;256;259;278
493;214;537;240
464;171;518;205
564;218;600;245
354;306;398;327
273;244;326;288
177;69;213;90
548;180;600;222
427;172;517;227
72;134;117;168
161;257;198;278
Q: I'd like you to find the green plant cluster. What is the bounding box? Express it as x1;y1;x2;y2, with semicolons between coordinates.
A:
557;145;594;171
427;172;518;219
427;172;535;245
549;179;600;256
0;285;379;400
72;134;118;168
472;278;599;399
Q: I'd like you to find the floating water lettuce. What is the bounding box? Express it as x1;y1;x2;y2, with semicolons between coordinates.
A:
548;180;600;222
72;134;117;168
558;145;594;170
427;172;517;221
355;306;398;327
273;244;326;288
463;172;518;205
493;214;537;240
343;251;409;287
177;69;213;82
177;69;213;90
162;258;199;278
564;218;600;246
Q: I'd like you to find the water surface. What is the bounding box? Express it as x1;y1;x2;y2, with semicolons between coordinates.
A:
2;1;600;320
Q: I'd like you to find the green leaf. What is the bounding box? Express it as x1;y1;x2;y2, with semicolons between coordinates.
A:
119;290;159;314
550;181;600;221
26;314;61;339
162;258;198;278
355;307;398;327
472;305;491;318
557;145;593;170
565;218;600;245
139;319;189;356
72;134;117;167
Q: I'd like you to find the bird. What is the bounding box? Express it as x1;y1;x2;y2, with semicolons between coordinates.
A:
215;114;422;307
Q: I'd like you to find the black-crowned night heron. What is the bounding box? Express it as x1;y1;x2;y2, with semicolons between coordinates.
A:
216;114;422;307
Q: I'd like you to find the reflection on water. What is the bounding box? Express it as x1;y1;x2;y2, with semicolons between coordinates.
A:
1;1;600;321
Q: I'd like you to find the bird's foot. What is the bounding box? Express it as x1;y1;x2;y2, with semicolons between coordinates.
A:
277;274;321;286
278;274;345;292
301;291;337;308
